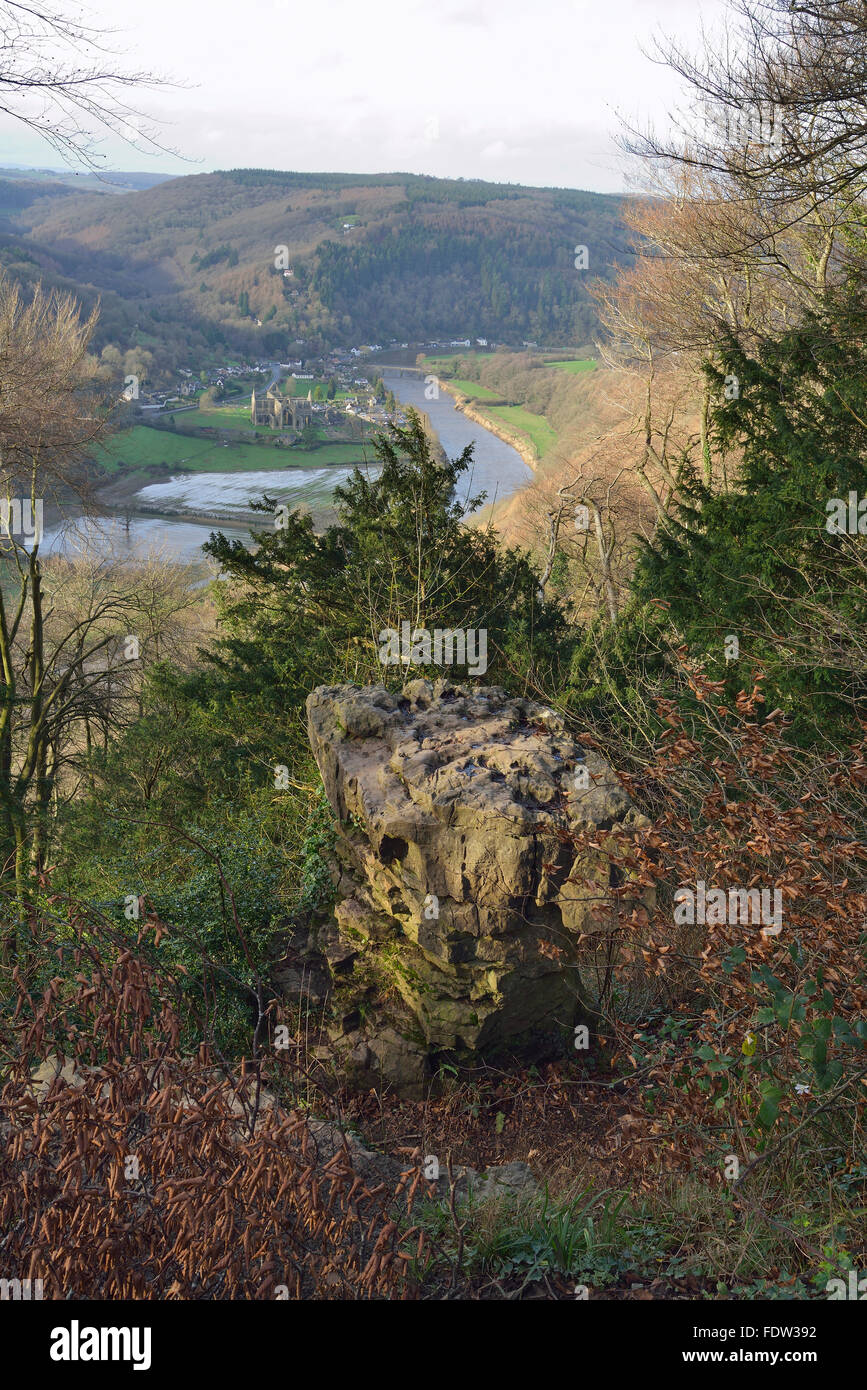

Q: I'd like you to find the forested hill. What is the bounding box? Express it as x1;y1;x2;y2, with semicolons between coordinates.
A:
0;168;630;379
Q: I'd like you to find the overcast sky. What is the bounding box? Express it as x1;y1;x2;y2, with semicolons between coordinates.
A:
0;0;730;191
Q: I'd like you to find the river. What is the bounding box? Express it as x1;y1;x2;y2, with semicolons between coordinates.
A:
380;370;532;512
40;372;532;567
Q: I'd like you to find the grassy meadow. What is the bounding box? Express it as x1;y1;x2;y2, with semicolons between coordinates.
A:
545;358;597;374
483;403;559;458
94;426;372;475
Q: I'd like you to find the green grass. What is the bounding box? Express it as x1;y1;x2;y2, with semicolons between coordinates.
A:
92;427;372;475
421;352;485;369
186;407;255;430
446;379;504;401
284;378;352;400
410;1158;864;1299
545;359;596;374
484;404;559;458
295;441;374;465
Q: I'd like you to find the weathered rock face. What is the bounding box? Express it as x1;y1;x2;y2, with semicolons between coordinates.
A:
306;679;650;1091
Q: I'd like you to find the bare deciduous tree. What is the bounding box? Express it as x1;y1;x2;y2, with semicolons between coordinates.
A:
0;0;174;169
0;274;207;961
624;0;867;225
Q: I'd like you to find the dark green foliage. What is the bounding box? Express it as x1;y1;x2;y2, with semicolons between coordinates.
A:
565;601;670;729
312;206;619;345
197;244;239;270
632;280;867;735
57;695;336;1053
198;410;572;736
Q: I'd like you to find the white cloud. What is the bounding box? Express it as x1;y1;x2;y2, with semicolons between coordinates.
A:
479;141;511;161
0;0;730;190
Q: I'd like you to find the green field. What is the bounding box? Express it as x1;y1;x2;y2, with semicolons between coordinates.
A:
545;358;597;374
300;442;375;464
483;405;559;458
285;378;352;400
185;407;254;430
446;379;504;401
285;440;372;466
421;352;485;370
94;427;371;475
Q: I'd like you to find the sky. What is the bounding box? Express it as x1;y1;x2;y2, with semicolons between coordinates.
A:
0;0;730;192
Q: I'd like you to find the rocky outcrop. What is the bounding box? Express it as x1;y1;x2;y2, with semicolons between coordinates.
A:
306;679;651;1094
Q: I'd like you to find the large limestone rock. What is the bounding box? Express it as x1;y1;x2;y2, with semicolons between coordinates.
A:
306;679;651;1089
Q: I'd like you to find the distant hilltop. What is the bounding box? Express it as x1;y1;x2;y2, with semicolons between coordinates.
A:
0;165;172;193
0;167;631;383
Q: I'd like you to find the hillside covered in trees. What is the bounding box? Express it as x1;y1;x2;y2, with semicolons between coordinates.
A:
0;168;630;380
